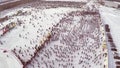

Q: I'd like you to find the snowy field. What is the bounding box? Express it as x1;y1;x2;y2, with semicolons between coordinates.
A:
0;1;109;68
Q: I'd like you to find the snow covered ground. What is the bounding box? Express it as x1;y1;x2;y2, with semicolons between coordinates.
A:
25;8;107;68
0;1;109;68
0;49;23;68
0;5;83;68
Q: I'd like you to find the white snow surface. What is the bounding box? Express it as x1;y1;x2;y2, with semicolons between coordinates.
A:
0;6;82;67
0;49;23;68
0;1;110;68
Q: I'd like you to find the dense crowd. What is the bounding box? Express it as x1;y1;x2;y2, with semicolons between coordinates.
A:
25;7;107;68
0;6;71;64
0;2;108;68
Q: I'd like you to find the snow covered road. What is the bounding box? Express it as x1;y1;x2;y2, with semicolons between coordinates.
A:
100;6;120;68
100;6;120;53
